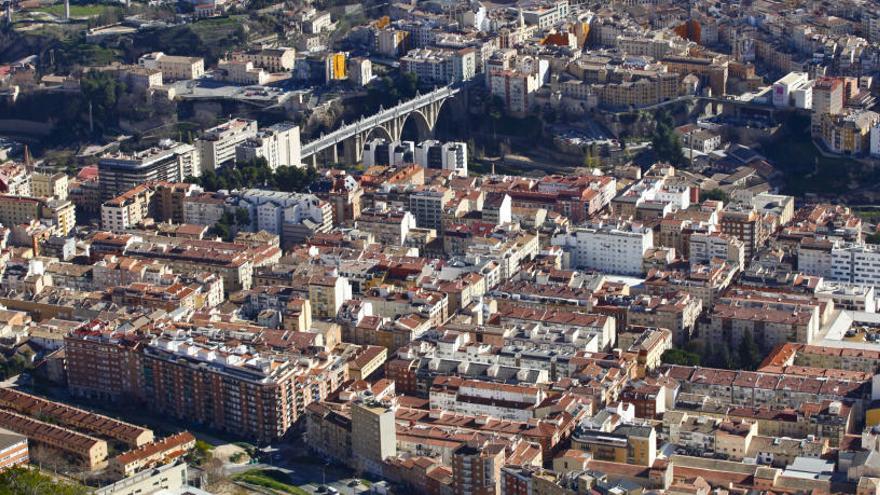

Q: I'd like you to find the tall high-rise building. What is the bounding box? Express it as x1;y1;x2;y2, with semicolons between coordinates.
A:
351;400;396;475
98;142;199;200
196;119;258;172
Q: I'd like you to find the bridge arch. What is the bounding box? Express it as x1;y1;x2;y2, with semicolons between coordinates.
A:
364;124;394;142
400;109;433;142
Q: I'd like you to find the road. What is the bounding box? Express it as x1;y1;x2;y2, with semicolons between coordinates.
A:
224;443;372;495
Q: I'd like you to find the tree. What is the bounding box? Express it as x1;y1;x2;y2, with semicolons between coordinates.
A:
235;208;250;227
651;111;685;166
0;466;88;495
661;348;701;366
700;188;729;203
738;332;762;370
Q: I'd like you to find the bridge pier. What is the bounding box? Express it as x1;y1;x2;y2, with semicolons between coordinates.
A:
331;143;339;164
343;134;363;165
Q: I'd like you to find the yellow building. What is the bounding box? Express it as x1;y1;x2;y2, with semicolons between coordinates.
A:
326;52;347;82
0;195;76;236
32;171;69;200
572;424;656;466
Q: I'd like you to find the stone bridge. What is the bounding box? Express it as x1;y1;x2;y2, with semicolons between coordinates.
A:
301;85;460;166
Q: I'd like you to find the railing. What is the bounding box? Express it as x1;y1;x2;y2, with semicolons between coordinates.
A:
300;85;459;157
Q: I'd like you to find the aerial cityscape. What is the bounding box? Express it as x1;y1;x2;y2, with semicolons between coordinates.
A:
0;0;880;493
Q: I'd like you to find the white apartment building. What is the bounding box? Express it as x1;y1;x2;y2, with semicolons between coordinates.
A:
797;239;836;278
413;140;468;177
772;72;811;108
217;60;270;86
689;232;745;269
100;185;152;233
487;55;549;115
408;189;452;231
237;189;332;237
235;123;302;170
348;57;373;86
831;243;880;287
196;119;258;171
400;48;476;84
138;52;205;81
551;222;654;276
362;139;414;167
521;0;570;28
183;192;227;227
98;141;199;200
430;379;546;421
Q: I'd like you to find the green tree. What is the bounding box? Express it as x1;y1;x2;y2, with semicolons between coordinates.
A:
700;188;729;203
0;467;88;494
651;111;685;165
661;348;701;366
738;332;762;370
235;208;250;227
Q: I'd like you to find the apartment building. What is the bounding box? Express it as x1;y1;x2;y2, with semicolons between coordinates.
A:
110;432;195;478
0;429;27;471
308;275;353;318
594;72;680;109
521;0;569;28
452;443;506;495
196;118;258;171
31;171;69;200
414;140;468;177
362;139;413;167
401;48;476;84
831;243;880;287
430;377;547;421
572;424;657;466
236;188;332;247
183;191;228;227
409;189;453;231
661;55;728;96
689;232;746;269
0;409;108;470
357;206;417;245
720;205;763;260
232;47;296;72
487;54;549;114
704;296;821;351
819;110;879;155
812;77;845;135
140;333;334;443
235;123;302;170
122;236;281;292
101;184;154;233
0;195;75;236
98;142;199;199
65;325;144;402
138;52;205;81
551;222;654;276
351;400;397;476
217;60;269;85
664;365;868;411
